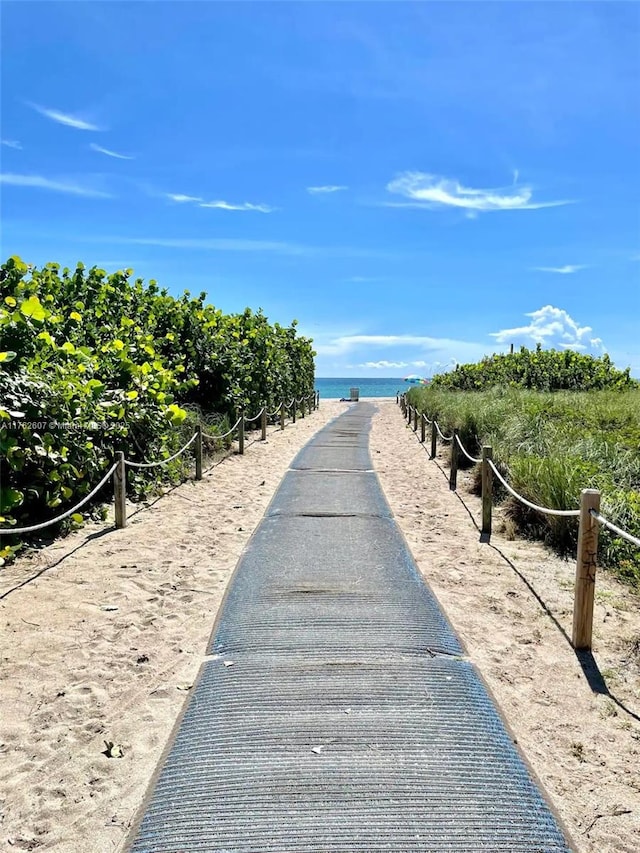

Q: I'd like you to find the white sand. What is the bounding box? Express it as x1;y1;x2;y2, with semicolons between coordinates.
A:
1;399;638;852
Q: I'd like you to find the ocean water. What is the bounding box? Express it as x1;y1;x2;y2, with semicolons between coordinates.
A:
315;377;405;399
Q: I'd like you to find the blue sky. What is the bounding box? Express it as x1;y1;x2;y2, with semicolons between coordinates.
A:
1;1;639;377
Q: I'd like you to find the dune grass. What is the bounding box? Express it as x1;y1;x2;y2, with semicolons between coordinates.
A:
407;386;640;587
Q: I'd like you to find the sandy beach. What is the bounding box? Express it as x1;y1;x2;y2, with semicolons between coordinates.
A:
1;399;639;852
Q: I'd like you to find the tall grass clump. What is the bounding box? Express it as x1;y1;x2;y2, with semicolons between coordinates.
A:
407;374;640;587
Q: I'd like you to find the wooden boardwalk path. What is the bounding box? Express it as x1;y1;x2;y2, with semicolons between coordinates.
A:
127;404;571;852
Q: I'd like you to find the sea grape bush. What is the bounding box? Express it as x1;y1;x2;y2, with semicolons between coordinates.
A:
430;345;637;392
0;257;315;562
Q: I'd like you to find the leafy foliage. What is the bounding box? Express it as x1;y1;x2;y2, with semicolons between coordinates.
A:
0;257;315;561
430;345;637;392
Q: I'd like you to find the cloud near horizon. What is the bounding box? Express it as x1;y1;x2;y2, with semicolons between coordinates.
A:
386;172;573;213
358;359;437;370
27;102;101;131
0;172;111;198
314;333;489;366
490;305;604;352
361;360;408;369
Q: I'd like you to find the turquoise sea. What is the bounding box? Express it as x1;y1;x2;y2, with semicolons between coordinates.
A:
316;377;405;399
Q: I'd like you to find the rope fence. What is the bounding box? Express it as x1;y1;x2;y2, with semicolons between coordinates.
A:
202;416;243;442
1;390;319;542
455;433;482;465
125;432;199;469
487;460;580;518
0;461;119;536
398;392;639;651
591;511;640;549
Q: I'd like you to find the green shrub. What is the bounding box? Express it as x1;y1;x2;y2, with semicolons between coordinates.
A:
430;345;637;392
0;256;315;562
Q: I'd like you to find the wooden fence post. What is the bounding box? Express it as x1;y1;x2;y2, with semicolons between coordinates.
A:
449;428;459;491
316;390;320;409
572;489;601;650
420;414;426;443
430;422;437;459
396;392;399;405
280;401;285;430
195;424;203;480
238;412;245;455
413;407;418;432
481;446;493;537
406;404;412;424
114;451;126;529
292;402;296;424
301;397;305;418
261;408;267;441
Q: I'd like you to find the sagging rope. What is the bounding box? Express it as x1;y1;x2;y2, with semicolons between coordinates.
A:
202;416;243;442
126;431;198;469
434;420;454;442
455;433;482;464
244;407;266;424
0;461;119;535
488;460;580;518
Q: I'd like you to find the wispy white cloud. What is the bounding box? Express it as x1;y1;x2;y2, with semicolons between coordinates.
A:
490;305;605;352
533;264;588;274
199;200;275;213
166;193;203;203
0;173;111;198
27;102;101;131
89;143;133;160
105;236;301;253
89;235;395;260
386;171;573;212
307;185;348;194
165;191;274;212
1;139;22;150
346;276;380;283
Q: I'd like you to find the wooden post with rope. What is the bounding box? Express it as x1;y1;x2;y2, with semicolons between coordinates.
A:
430;422;437;459
449;428;459;490
114;451;127;529
481;446;493;536
572;489;601;650
238;412;245;455
195;424;203;480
